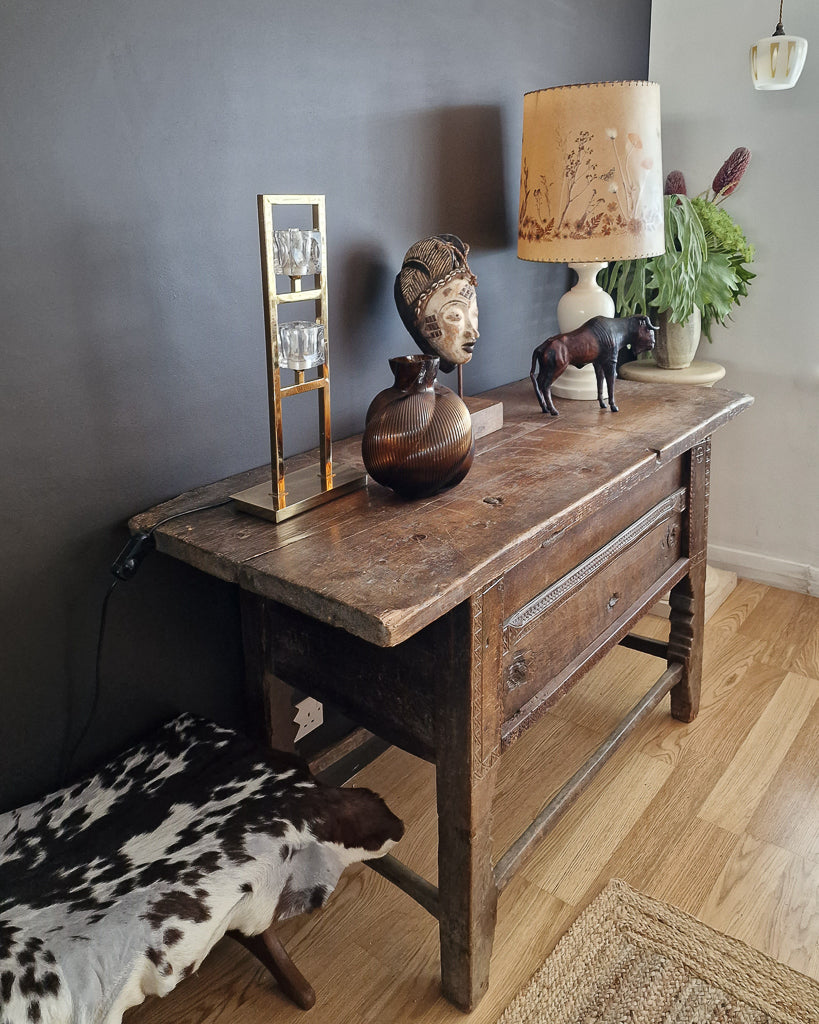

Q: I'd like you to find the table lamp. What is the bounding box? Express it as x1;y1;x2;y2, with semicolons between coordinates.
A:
518;81;664;400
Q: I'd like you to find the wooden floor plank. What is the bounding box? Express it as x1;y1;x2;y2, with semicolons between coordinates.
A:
697;833;819;979
698;672;819;835
588;661;788;910
520;748;674;904
792;611;819;680
636;644;784;781
739;587;819;672
705;577;768;640
408;878;572;1024
490;713;604;859
745;698;819;860
545;643;666;737
630;818;740;916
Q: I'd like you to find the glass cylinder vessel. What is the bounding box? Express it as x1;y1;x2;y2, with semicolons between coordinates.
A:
278;321;325;370
361;355;474;499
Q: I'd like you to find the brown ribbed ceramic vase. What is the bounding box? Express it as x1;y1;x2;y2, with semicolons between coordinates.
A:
362;355;474;499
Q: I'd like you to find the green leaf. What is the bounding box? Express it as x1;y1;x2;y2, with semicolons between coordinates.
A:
601;195;705;323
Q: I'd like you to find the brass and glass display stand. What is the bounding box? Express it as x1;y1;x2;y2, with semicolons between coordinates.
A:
232;195;367;523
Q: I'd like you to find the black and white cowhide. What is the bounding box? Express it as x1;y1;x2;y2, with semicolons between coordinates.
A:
0;713;403;1024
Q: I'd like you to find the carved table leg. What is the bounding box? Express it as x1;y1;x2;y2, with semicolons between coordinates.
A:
435;580;504;1011
669;439;710;722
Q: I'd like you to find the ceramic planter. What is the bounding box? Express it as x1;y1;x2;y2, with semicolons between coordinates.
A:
655;308;702;369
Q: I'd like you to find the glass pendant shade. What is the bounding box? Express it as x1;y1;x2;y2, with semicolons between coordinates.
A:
750;3;808;90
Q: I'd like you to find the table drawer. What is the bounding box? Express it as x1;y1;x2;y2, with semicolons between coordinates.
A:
503;456;684;617
502;487;686;720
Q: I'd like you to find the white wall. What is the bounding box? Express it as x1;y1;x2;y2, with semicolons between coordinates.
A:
650;0;818;595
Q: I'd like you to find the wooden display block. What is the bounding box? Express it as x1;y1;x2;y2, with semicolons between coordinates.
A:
464;395;503;439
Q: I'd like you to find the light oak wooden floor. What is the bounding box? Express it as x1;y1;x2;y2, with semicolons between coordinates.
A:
127;580;819;1024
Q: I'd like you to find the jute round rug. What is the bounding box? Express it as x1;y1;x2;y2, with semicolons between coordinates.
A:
497;879;819;1023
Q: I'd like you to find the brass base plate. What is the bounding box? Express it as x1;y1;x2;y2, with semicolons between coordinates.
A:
231;464;368;523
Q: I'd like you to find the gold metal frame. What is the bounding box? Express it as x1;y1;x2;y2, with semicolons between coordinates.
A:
232;195;367;523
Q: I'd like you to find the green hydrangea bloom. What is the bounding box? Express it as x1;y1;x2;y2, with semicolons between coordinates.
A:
690;197;755;339
600;189;756;343
691;197;755;263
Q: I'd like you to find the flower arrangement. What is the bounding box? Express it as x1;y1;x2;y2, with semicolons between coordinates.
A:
602;148;755;341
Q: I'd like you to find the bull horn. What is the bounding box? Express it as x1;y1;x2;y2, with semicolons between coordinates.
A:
647;321;660;331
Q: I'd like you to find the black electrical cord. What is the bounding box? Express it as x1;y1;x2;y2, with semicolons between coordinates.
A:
62;578;120;782
61;496;235;783
148;497;235;533
110;498;235;580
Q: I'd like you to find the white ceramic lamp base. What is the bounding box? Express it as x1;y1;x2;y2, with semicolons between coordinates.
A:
552;262;614;401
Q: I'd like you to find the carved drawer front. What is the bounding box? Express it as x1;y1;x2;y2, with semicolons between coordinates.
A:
503;456;684;617
502;488;686;720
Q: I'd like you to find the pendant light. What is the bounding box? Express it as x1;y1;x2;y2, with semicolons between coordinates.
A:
750;0;808;90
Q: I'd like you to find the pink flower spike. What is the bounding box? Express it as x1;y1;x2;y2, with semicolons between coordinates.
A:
712;147;751;198
664;170;687;196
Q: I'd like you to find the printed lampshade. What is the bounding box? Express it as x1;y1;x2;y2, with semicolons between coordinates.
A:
518;81;665;265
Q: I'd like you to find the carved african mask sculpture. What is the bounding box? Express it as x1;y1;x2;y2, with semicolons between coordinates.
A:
394;234;479;373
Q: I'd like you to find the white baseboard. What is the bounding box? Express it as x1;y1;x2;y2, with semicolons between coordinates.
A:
708;544;819;597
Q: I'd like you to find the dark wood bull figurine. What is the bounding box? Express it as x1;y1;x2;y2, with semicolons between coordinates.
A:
530;314;658;416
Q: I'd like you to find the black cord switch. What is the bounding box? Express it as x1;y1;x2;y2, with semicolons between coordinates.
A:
111;531;155;580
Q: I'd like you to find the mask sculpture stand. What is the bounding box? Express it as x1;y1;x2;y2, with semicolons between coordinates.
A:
232;195;367;523
394;234;503;441
455;366;502;439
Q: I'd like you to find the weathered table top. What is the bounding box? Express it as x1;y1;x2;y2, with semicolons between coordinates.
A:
131;379;752;649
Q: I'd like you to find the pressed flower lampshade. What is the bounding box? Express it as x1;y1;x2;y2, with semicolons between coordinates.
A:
750;0;808;90
518;81;664;400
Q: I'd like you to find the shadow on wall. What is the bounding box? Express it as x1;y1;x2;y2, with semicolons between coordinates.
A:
326;103;511;432
336;244;395;369
364;103;511;252
432;105;510;251
337;105;510;329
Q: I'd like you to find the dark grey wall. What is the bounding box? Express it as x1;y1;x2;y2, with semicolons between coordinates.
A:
0;0;651;810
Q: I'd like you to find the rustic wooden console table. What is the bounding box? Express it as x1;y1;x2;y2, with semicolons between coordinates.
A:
131;378;751;1011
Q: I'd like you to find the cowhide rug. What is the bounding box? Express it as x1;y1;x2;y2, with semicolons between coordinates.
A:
0;713;403;1024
